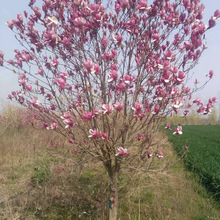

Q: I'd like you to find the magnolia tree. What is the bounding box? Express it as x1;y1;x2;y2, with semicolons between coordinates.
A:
0;0;219;219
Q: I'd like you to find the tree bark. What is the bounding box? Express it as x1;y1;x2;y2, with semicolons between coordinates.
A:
109;174;118;220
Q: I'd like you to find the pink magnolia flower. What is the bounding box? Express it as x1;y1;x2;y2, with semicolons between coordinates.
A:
101;132;108;140
152;105;160;115
208;18;216;29
183;110;189;116
119;0;129;9
93;64;100;74
0;51;4;66
208;70;214;79
38;69;44;76
32;98;40;106
63;118;74;128
123;75;134;85
165;124;171;130
26;85;33;92
50;122;58;130
172;98;183;110
8;94;12;100
113;102;123;111
173;126;183;135
116;147;129;157
93;108;99;117
132;102;142;115
101;104;112;114
137;134;142;141
61;112;71;120
184;145;188;152
82;112;93;121
83;59;93;72
88;129;99;139
43;122;48;129
113;34;122;45
52;58;58;67
157;152;164;158
147;150;152;158
103;53;111;61
101;37;108;47
177;71;185;83
137;134;145;141
68;139;75;144
136;0;150;12
108;70;118;83
193;98;202;105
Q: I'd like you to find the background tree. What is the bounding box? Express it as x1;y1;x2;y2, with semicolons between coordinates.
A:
0;0;219;219
208;107;218;124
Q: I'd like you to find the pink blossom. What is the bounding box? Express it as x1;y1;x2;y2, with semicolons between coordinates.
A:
63;118;74;128
132;102;142;115
84;59;93;72
43;30;60;48
93;108;99;117
113;102;123;111
173;126;183;135
38;69;44;76
147;150;152;158
82;112;93;121
172;98;183;110
43;122;48;129
137;134;145;141
101;37;108;47
193;98;202;105
101;132;108;140
0;51;4;66
183;110;189;116
26;85;33;92
177;71;185;83
68;139;75;144
152;106;160;115
137;134;142;141
113;34;122;45
101;104;112;114
108;70;118;83
116;147;129;157
61;112;71;120
208;70;214;79
124;75;134;85
32;98;40;106
184;145;188;152
136;0;150;12
93;64;100;74
88;129;99;139
157;152;164;158
165;124;171;130
8;94;12;100
103;53;111;61
119;0;129;9
214;10;220;19
50;122;58;130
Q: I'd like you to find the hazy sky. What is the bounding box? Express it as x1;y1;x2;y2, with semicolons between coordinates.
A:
0;0;219;104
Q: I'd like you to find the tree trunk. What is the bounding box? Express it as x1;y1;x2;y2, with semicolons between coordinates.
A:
109;173;118;220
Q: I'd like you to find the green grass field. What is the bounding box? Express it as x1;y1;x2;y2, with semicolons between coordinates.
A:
166;125;220;200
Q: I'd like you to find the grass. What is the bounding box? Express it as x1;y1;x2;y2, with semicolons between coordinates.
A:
0;113;220;219
166;125;220;201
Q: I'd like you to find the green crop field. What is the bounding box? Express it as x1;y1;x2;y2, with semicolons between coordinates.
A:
166;125;220;200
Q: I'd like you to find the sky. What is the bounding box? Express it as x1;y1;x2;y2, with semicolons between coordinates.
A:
0;0;220;105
